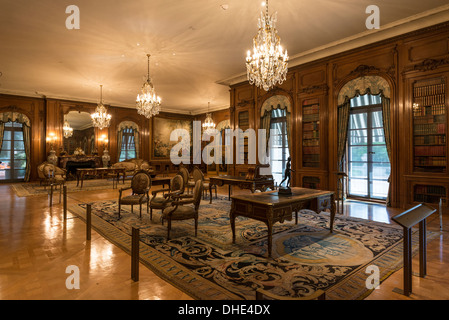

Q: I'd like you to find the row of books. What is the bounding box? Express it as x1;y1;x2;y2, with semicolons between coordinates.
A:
413;123;446;135
414;156;446;166
414;194;444;203
303;114;319;122
303;122;320;131
414;135;446;145
303;154;320;163
303;131;319;139
413;104;446;116
413;94;445;108
414;184;446;196
303;104;319;114
414;145;446;156
303;138;320;147
413;114;446;124
414;83;445;98
303;146;320;154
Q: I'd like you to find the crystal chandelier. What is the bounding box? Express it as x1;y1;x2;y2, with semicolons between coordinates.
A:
246;0;288;91
136;54;161;119
202;102;216;135
91;85;112;130
63;118;73;138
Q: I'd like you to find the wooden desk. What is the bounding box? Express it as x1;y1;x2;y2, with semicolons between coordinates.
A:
208;175;275;204
76;167;126;188
230;187;336;257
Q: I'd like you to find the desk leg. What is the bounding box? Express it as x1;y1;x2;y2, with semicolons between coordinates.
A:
228;185;231;201
230;205;236;244
76;173;80;187
80;173;85;188
266;221;273;258
209;183;213;204
329;193;336;232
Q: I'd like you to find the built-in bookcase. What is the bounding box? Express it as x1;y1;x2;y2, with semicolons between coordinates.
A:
302;99;320;168
412;77;447;172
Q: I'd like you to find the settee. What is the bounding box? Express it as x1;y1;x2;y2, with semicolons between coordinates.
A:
110;158;153;179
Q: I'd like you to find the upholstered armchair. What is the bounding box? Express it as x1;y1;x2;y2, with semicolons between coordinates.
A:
37;162;66;186
161;179;203;240
118;170;151;219
149;174;186;220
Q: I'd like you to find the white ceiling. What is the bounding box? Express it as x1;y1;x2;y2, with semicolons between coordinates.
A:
0;0;448;114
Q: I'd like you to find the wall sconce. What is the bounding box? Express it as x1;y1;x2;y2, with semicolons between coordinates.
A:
46;132;57;150
99;134;109;149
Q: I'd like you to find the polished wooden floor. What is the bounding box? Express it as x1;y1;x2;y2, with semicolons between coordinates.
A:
0;180;448;300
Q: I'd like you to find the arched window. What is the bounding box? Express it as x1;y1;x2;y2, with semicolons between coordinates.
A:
117;121;139;161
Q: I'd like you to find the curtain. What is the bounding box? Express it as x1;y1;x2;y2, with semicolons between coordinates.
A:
133;130;139;159
337;98;351;171
117;129;124;160
381;95;392;206
260;110;272;155
0;122;4;154
22;123;31;182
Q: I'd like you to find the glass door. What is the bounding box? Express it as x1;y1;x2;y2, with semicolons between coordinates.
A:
0;121;27;182
348;104;390;200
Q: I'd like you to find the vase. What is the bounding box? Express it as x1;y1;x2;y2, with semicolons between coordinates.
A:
102;149;110;168
47;149;58;166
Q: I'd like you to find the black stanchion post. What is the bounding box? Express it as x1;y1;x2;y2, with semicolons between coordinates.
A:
131;227;140;282
86;204;91;241
63;186;67;220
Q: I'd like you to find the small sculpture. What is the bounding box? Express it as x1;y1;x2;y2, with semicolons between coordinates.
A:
278;156;294;195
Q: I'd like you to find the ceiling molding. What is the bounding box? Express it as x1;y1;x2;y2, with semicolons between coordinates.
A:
216;4;449;87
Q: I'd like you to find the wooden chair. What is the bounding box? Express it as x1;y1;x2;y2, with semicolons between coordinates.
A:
178;165;190;193
256;288;325;300
161;179;203;240
43;163;66;206
149;174;185;220
187;166;203;194
118;170;151;219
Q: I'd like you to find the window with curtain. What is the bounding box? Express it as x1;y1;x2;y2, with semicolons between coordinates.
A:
118;128;137;161
0;121;27;181
269;108;290;185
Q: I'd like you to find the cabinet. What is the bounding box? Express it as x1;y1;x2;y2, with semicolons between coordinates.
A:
302;98;321;168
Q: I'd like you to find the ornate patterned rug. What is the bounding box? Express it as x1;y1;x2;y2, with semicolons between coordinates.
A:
68;197;438;300
12;179;131;197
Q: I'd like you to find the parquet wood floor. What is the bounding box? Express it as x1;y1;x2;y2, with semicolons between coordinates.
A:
0;181;448;300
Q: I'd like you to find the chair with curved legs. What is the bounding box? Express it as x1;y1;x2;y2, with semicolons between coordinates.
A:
161;179;203;240
178;165;190;193
149;174;185;220
118;170;151;219
187;166;203;194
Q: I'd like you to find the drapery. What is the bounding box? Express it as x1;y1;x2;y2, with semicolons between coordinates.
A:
381;96;392;206
337;98;351;171
0;112;32;182
22;123;31;181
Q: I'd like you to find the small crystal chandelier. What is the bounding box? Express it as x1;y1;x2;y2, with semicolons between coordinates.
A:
91;85;112;129
246;0;288;91
202;102;216;134
63;117;73;138
136;54;161;119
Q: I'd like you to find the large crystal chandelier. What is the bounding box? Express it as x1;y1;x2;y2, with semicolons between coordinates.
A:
91;85;112;129
246;0;288;91
202;102;216;134
63;118;73;138
136;54;161;119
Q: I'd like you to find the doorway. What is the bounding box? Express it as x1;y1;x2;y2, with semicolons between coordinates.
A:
0;121;27;182
347;94;390;200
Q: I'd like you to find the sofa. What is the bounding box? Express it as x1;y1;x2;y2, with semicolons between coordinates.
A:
110;159;153;179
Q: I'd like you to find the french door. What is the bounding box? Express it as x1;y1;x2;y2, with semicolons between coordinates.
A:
0;121;27;182
347;105;390;200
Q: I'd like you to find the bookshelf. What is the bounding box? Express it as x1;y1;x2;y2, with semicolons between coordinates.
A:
412;77;447;172
302;99;320;168
303;176;321;189
237;110;249;165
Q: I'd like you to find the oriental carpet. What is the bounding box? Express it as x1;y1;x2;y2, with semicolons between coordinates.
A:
68;196;437;300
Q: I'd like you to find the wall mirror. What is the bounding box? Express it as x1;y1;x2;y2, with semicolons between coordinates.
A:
63;111;96;155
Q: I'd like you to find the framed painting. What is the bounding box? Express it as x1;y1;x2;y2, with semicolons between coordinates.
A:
152;116;192;159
